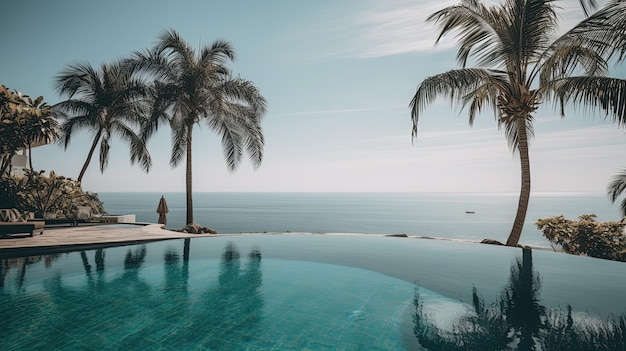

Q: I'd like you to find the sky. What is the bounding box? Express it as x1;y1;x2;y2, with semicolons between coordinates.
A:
1;0;625;194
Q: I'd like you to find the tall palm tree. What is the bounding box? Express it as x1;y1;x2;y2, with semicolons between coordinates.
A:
133;29;266;225
410;0;625;246
53;61;152;183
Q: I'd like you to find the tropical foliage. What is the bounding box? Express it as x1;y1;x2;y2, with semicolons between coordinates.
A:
0;169;106;219
53;61;152;183
131;29;267;225
536;214;626;261
409;0;626;247
608;169;626;217
0;85;58;177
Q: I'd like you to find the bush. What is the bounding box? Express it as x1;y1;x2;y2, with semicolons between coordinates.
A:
0;169;106;219
536;215;626;262
1;85;58;177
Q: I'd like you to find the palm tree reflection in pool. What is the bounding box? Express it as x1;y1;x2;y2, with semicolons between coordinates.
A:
0;242;264;350
413;248;626;351
164;241;264;349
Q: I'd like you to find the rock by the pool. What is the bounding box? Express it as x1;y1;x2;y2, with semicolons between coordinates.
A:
178;223;217;234
481;238;504;245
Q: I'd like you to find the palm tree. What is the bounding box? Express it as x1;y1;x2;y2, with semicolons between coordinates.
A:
410;0;625;246
0;86;58;177
21;95;58;170
53;61;152;183
132;29;266;225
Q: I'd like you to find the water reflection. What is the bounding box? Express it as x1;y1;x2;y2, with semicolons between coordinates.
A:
0;240;265;350
183;241;264;349
0;254;62;289
124;245;147;269
413;248;626;351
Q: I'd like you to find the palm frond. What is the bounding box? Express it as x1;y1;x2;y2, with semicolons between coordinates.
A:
202;92;246;172
58;114;99;149
98;135;110;173
551;76;626;126
200;39;236;66
608;169;626;202
221;104;265;168
427;0;499;68
564;0;626;63
52;100;94;119
222;78;268;116
464;82;501;125
538;40;608;86
410;68;508;140
579;0;598;17
140;82;177;141
155;29;196;73
607;169;626;217
218;121;244;173
54;62;100;98
128;48;174;81
169;117;189;168
110;121;152;172
509;0;557;60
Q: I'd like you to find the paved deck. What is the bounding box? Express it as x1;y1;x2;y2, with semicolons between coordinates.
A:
0;223;214;257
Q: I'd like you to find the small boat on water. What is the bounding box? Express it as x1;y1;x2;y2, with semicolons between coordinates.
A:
465;211;475;214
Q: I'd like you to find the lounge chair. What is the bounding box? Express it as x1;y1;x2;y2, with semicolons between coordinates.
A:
0;208;45;237
42;207;94;227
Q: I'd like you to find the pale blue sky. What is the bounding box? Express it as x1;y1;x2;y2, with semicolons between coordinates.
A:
1;0;624;194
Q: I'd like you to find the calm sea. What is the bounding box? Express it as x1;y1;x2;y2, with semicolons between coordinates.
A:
97;192;622;248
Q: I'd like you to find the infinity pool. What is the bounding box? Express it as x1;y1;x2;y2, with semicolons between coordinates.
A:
1;234;625;350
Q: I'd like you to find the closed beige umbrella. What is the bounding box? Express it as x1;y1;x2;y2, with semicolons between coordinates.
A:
156;196;169;226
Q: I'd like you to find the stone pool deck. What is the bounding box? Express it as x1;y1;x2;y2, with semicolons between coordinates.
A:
0;223;214;257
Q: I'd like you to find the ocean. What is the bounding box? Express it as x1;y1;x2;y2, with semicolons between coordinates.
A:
97;192;622;248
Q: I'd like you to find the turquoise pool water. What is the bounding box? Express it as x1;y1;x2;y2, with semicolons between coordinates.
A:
2;235;626;350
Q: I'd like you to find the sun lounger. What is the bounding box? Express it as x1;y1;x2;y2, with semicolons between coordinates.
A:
0;208;45;237
41;206;94;227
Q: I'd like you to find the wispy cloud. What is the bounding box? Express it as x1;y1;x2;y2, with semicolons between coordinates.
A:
352;0;458;58
534;124;625;151
349;0;602;59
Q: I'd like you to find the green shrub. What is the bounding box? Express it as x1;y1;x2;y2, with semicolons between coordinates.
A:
536;215;626;262
0;169;106;218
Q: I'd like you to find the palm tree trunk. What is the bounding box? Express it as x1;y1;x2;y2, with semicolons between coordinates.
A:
77;132;102;183
506;117;531;247
185;125;194;225
28;144;33;170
